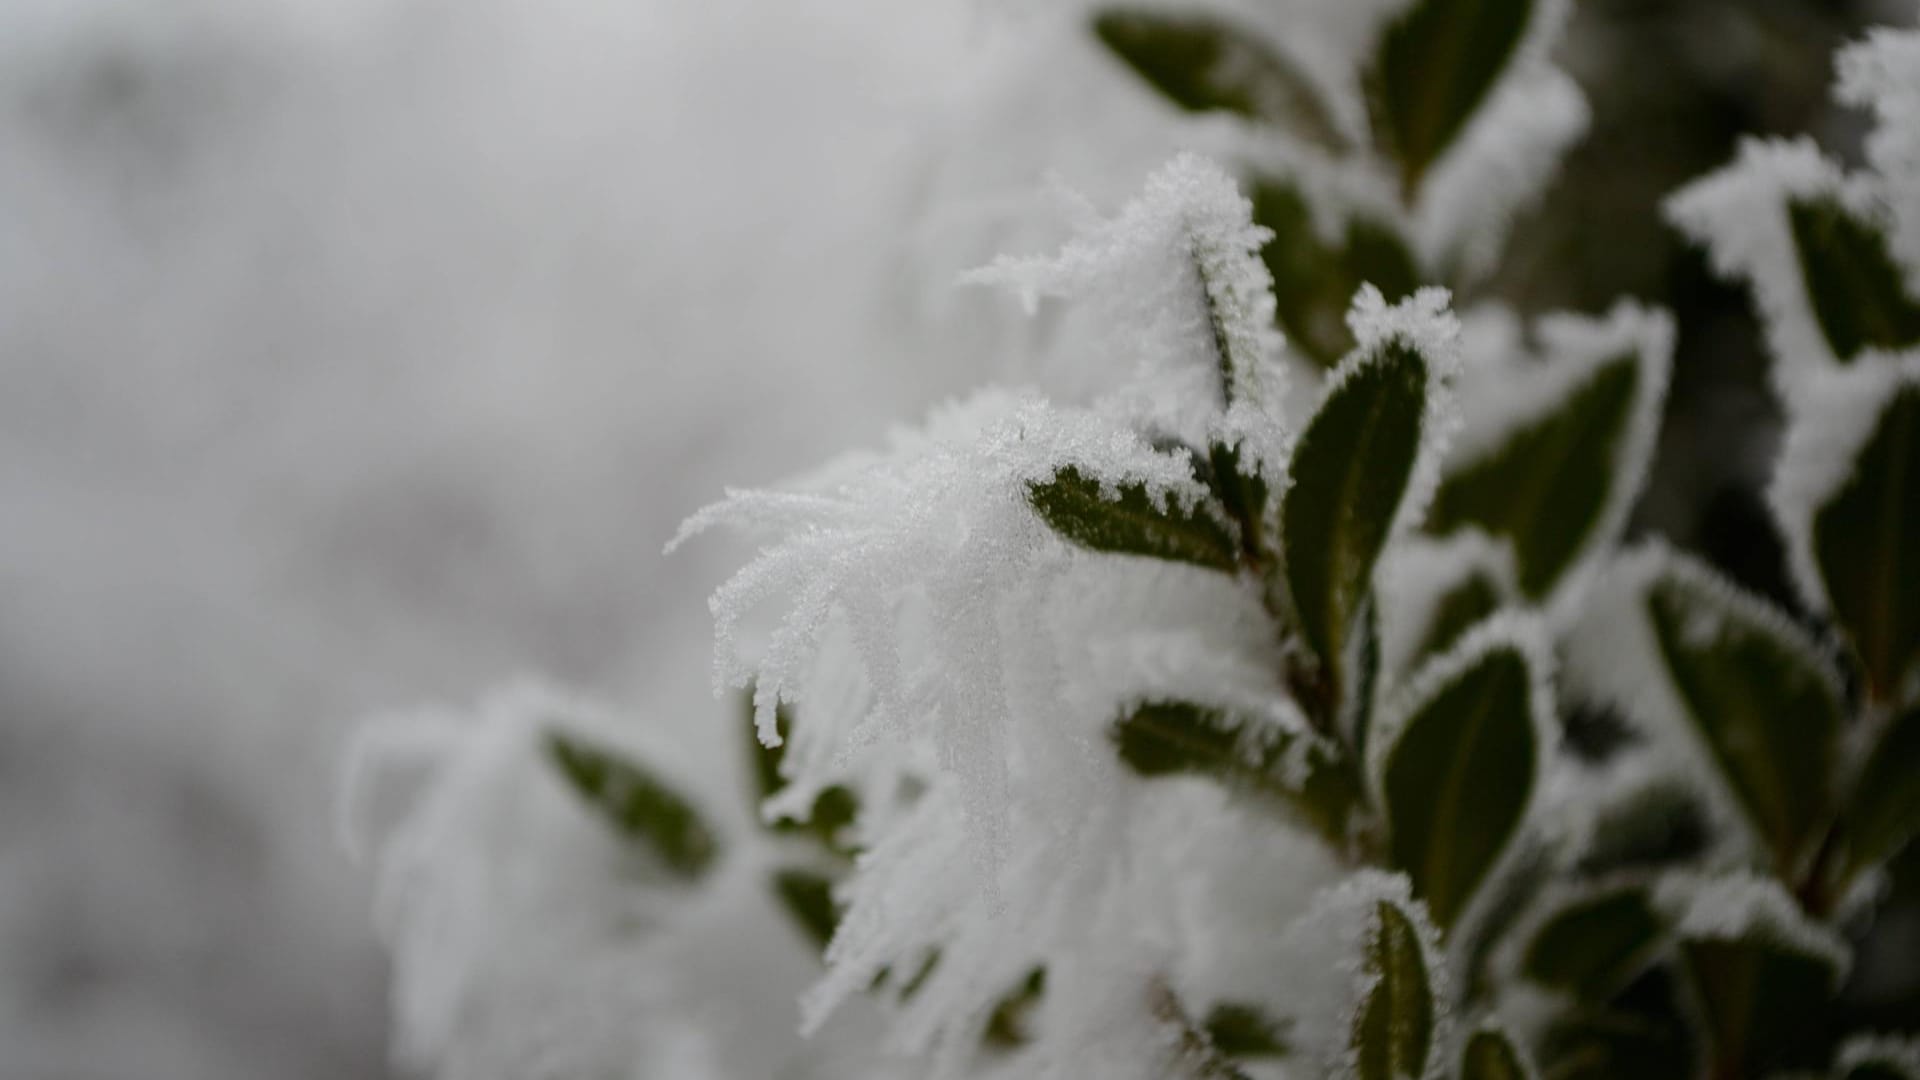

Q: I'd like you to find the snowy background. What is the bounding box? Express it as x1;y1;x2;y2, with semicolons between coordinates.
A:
0;0;1907;1077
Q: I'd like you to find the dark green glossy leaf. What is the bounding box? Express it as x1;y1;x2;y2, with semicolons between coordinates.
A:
1461;1028;1535;1080
1252;180;1420;369
983;966;1047;1049
1646;571;1842;875
772;866;839;952
1788;197;1920;362
1679;931;1842;1076
1283;338;1429;674
1113;701;1362;848
1029;464;1239;572
1382;645;1539;927
545;730;718;879
1812;386;1920;704
1835;702;1920;885
1203;1003;1292;1059
1522;885;1665;1002
1351;900;1436;1080
1092;9;1346;151
1369;0;1534;199
1428;355;1639;598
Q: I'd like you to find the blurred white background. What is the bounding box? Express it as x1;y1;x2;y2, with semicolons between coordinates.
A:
0;1;1003;1075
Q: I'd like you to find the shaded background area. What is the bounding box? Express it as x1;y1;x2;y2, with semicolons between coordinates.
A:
0;0;1912;1077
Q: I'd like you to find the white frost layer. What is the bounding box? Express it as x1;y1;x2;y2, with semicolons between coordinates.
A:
1836;1033;1920;1077
1666;137;1889;398
1655;870;1852;977
1839;28;1920;282
1768;355;1920;618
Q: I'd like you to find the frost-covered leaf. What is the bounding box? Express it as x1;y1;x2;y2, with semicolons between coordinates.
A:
1028;464;1239;571
773;866;841;952
1283;335;1434;675
1460;1027;1536;1080
1788;196;1920;363
1662;873;1850;1077
1092;9;1347;153
1809;384;1920;704
1203;1003;1291;1059
1369;0;1535;199
1413;568;1503;662
1832;702;1920;886
1378;621;1548;928
1429;354;1638;599
1350;899;1438;1080
1521;883;1665;1002
1644;562;1843;876
544;729;719;879
965;154;1284;429
1251;179;1421;369
1112;700;1362;848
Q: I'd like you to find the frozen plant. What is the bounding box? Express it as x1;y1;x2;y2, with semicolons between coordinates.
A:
344;5;1920;1080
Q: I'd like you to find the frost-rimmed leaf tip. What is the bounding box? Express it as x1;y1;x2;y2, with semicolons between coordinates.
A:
963;152;1286;420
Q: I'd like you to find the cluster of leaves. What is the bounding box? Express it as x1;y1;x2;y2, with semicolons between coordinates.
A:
529;5;1920;1080
1093;0;1537;366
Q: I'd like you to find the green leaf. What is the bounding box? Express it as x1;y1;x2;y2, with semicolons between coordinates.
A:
1091;9;1347;152
1112;701;1362;848
772;866;840;952
1204;1003;1292;1059
545;729;718;879
1645;568;1842;875
1574;777;1714;879
1205;439;1272;562
1787;197;1920;362
1368;0;1534;199
1522;885;1665;1002
1415;568;1505;660
1252;180;1421;369
1834;702;1920;885
1381;642;1540;928
983;966;1047;1049
1461;1027;1536;1080
1678;930;1842;1076
1428;355;1640;598
1811;385;1920;704
1028;464;1239;572
1351;900;1436;1080
1283;338;1431;675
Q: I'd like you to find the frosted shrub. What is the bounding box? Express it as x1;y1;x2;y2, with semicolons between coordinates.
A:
344;5;1920;1079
